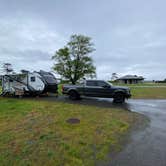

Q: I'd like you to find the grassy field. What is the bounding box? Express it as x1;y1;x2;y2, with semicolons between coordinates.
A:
0;98;140;166
130;87;166;99
113;82;166;87
111;83;166;99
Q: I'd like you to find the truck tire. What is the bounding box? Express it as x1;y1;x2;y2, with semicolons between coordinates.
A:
69;90;80;100
113;92;125;103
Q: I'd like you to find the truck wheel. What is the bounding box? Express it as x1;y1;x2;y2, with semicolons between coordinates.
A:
69;91;79;100
113;93;125;103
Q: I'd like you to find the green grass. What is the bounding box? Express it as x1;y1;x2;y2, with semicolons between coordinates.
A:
111;83;166;99
113;82;166;87
58;84;63;95
130;87;166;99
0;98;139;166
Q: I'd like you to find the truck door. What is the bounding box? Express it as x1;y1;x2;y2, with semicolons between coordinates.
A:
84;80;99;97
96;81;112;97
28;74;45;92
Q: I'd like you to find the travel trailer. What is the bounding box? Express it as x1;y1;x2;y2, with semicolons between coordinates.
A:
0;70;58;96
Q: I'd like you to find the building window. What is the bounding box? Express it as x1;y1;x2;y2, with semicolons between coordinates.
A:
31;76;36;82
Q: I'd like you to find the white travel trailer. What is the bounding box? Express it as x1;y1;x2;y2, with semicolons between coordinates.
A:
0;70;58;96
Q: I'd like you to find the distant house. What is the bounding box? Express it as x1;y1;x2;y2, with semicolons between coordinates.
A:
117;75;144;84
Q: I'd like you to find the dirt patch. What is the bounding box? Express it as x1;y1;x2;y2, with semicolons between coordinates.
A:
66;118;80;124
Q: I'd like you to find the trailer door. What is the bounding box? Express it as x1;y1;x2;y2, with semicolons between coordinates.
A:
28;74;45;92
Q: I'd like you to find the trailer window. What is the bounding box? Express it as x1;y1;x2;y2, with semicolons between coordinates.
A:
44;76;57;84
31;77;36;82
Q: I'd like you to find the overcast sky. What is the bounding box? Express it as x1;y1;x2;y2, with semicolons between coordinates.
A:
0;0;166;80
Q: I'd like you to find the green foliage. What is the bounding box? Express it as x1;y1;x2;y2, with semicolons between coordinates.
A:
52;34;96;84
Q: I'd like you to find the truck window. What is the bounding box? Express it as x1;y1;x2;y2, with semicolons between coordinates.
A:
86;81;97;86
97;81;108;87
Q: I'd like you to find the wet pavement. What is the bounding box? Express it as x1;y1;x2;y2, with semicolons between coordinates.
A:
107;99;166;166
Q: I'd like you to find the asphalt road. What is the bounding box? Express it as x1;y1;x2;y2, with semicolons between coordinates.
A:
107;99;166;166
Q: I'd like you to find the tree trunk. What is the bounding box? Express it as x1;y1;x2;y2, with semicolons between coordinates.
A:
70;78;76;85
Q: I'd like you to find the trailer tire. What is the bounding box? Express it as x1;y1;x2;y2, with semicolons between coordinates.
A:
69;90;80;100
113;92;125;103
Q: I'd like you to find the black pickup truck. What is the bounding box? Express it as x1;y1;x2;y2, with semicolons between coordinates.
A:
62;80;131;103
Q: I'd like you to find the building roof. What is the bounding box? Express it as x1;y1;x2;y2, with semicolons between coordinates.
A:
117;75;144;80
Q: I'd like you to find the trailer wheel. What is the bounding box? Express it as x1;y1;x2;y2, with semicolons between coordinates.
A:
113;92;125;103
69;90;80;100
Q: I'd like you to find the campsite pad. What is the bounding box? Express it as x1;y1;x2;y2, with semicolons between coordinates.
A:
66;118;80;124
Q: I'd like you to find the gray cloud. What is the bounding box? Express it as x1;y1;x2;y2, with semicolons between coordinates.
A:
0;0;166;80
0;18;65;72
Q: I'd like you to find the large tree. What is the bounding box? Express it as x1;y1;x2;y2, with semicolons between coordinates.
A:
52;34;96;84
